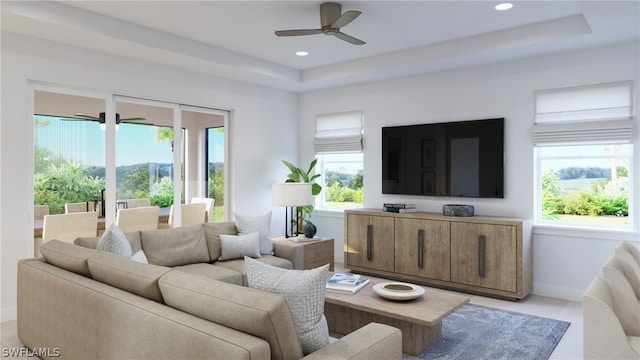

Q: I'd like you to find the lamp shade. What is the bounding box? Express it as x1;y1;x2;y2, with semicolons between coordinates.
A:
272;183;312;206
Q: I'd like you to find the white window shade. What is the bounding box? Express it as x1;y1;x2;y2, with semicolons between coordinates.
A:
535;81;633;124
314;111;363;154
532;81;634;145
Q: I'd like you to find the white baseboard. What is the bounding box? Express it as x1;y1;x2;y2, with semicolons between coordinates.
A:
1;306;17;322
532;282;583;302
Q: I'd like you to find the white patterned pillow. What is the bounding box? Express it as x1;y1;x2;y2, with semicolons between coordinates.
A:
244;256;330;354
218;232;261;260
235;211;273;255
96;223;132;258
129;249;148;264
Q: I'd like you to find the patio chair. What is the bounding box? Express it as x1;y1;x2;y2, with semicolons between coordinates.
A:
65;202;89;213
168;203;207;227
126;198;152;208
42;212;99;244
190;197;215;222
115;206;160;233
34;205;50;220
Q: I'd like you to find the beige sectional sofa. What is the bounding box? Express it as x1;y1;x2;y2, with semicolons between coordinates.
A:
18;222;402;359
583;241;640;360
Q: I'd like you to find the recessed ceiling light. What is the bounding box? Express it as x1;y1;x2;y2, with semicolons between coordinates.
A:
495;3;513;11
296;51;309;56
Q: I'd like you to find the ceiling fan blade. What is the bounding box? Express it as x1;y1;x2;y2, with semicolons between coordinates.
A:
73;113;100;121
331;10;361;29
334;31;366;45
121;117;146;122
120;120;154;126
275;29;323;37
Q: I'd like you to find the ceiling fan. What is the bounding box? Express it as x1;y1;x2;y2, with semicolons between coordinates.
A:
275;2;366;45
70;112;147;125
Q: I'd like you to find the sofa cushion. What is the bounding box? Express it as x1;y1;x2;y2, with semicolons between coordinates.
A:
88;251;171;303
159;270;304;360
96;223;132;258
75;231;142;253
140;224;210;266
129;249;148;264
203;222;237;261
40;240;97;278
216;255;294;286
235;211;273;255
244;256;330;354
172;263;243;285
218;232;261;261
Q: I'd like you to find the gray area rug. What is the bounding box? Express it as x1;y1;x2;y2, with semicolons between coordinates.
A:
403;304;571;360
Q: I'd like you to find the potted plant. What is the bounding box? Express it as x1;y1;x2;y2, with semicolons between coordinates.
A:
282;159;322;236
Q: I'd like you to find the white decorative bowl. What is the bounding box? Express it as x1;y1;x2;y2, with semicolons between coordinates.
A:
373;282;425;301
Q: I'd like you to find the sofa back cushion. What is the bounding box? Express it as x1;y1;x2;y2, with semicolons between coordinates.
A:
88;251;171;303
159;270;303;360
203;222;237;261
40;240;97;277
75;231;142;253
140;224;210;266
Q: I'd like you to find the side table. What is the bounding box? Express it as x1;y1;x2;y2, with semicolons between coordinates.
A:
272;236;334;271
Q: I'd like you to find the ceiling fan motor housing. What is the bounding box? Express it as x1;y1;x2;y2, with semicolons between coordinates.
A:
320;2;342;29
99;112;121;124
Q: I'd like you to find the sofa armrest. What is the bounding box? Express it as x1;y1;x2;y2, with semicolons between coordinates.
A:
303;323;402;360
272;240;305;270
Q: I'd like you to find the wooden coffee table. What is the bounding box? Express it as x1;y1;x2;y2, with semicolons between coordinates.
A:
324;274;469;355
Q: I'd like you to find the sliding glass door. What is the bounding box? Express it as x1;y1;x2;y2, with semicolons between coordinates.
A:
32;88;231;234
33;90;106;215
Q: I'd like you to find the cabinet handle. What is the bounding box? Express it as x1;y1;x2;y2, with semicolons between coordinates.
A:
366;224;373;261
418;229;424;269
478;235;486;278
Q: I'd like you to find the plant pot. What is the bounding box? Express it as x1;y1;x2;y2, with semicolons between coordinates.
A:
303;222;317;238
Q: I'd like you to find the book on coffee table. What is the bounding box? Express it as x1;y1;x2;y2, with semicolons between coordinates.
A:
326;273;370;294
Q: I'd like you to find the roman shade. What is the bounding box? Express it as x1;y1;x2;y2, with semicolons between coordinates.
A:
532;81;634;145
313;111;363;154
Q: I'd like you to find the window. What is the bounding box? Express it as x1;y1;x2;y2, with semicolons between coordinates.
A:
314;111;364;210
533;81;634;229
206;126;225;222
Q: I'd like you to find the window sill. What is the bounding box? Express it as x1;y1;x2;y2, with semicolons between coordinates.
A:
312;208;346;219
533;223;639;242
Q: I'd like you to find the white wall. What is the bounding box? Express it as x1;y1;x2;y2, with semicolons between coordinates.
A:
301;42;640;301
0;33;298;321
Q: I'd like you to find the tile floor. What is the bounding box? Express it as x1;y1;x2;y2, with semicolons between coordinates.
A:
1;263;583;359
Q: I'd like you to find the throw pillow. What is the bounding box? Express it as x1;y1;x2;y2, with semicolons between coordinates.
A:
244;256;330;354
96;223;132;258
235;211;273;255
129;249;148;264
218;232;261;261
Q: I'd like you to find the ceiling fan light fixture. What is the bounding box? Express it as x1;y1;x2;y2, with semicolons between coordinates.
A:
495;3;513;11
296;51;309;56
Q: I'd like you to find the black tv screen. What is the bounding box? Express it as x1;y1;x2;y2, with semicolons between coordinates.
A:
382;118;504;198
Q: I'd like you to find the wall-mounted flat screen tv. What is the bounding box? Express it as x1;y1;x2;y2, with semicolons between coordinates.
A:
382;118;504;198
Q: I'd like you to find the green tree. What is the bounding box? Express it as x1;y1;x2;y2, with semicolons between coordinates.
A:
351;170;363;189
34;161;105;214
120;166;150;199
541;170;561;219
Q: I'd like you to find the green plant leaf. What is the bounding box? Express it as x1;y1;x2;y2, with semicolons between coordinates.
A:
306;158;318;174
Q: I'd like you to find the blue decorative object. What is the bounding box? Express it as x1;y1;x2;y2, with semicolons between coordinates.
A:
303;222;317;238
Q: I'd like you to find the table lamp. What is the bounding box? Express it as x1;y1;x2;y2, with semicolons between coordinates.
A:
272;183;312;238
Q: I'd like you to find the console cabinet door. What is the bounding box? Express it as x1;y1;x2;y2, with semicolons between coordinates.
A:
395;218;450;281
345;214;394;272
450;222;517;292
